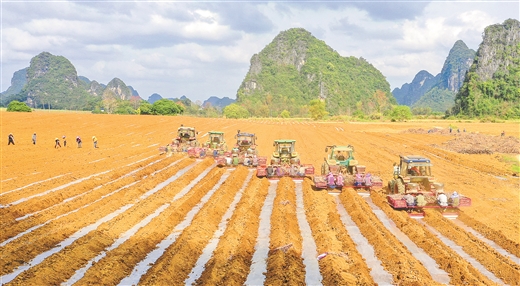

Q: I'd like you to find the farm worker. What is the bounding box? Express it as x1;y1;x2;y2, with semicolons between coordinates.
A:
199;148;206;158
501;131;505;137
354;173;363;186
244;156;250;166
8;133;15;145
403;193;416;207
364;173;372;187
327;172;335;188
55;138;61;148
416;193;426;207
92;136;98;148
393;162;400;178
165;144;172;157
450;191;460;207
410;166;420;176
76;136;82;148
437;191;448;207
336;172;344;188
252;155;258;167
32;133;37;145
225;156;232;166
63;136;67;147
232;154;239;166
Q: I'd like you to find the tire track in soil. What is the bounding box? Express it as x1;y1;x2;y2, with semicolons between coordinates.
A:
369;191;495;285
0;157;194;276
2;158;213;285
301;179;374;285
0;155;174;243
193;177;270;286
264;177;306;286
138;166;250;285
340;188;435;285
423;209;520;285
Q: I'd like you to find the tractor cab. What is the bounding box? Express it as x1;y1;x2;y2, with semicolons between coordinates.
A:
235;131;257;152
398;155;435;183
324;145;358;175
208;131;224;144
177;127;196;141
271;140;299;165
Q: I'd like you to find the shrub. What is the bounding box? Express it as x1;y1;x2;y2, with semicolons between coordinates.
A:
7;100;31;112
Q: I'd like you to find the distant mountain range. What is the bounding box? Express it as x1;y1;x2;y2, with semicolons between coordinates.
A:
3;19;518;118
392;40;476;112
0;52;235;110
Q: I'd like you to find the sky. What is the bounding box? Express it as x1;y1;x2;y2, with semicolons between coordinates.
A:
1;0;518;102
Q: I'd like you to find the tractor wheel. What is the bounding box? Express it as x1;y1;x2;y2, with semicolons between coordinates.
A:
396;179;405;194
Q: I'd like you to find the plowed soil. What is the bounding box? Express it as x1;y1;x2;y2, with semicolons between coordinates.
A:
1;111;519;285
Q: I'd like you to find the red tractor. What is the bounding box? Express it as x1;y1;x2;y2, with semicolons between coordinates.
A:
256;139;314;180
386;155;471;218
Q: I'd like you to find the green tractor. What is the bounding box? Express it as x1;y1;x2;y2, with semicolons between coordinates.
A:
204;131;227;152
320;145;358;175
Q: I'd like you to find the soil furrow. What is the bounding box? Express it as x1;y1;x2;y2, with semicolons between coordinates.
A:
301;179;374;285
340;188;435;285
0;155;176;242
138;166;250;285
264;177;306;285
3;158;213;285
0;157;194;276
193;176;270;285
424;209;520;285
369;191;495;285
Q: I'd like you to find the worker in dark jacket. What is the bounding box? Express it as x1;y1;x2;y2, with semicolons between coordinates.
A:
8;133;15;145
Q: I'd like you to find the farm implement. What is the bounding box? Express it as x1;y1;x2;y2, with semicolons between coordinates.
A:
313;145;382;194
386;155;471;218
256;139;314;180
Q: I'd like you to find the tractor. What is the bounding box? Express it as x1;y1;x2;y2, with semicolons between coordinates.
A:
202;131;231;166
313;145;382;192
232;131;259;167
172;125;203;158
256;139;314;180
386;155;471;218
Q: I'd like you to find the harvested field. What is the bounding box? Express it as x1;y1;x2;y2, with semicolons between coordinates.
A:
1;111;519;284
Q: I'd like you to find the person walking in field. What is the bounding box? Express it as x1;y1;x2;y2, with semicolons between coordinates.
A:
32;133;37;145
63;136;67;147
8;133;15;145
92;136;98;148
55;138;61;148
76;136;82;148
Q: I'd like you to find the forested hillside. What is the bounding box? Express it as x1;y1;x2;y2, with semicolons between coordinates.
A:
236;28;395;117
452;19;520;118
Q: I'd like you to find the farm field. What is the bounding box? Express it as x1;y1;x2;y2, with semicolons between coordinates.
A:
1;111;519;285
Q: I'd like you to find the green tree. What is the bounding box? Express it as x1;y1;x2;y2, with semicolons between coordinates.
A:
389;105;413;121
280;110;290;118
114;100;136;115
152;99;184;115
7;100;32;112
308;99;328;120
223;103;250;118
139;101;153;115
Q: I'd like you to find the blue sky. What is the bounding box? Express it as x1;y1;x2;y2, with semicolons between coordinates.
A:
1;0;518;102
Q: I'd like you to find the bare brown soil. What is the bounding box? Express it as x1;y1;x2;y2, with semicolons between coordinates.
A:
1;111;519;284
